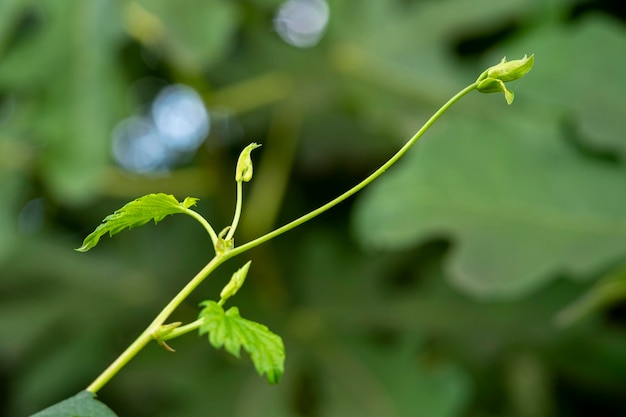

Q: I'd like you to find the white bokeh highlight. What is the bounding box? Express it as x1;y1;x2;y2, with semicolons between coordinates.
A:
112;84;210;173
274;0;329;48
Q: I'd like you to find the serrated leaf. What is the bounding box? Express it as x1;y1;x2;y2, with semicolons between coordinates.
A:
198;300;285;384
30;390;118;417
77;193;199;252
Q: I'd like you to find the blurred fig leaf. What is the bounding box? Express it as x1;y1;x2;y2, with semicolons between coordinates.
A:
77;193;199;252
353;111;626;298
491;14;626;159
30;390;117;417
199;300;285;384
132;0;239;73
0;0;127;203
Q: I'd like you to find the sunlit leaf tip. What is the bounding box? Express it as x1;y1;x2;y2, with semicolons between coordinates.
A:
182;196;200;208
198;300;285;384
76;193;200;252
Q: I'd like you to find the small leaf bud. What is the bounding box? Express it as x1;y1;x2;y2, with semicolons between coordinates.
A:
235;143;262;182
476;54;534;105
220;261;252;302
476;78;514;105
485;54;534;82
215;226;234;254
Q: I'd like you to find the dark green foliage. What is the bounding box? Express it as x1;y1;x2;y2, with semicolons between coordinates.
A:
30;391;117;417
2;0;626;416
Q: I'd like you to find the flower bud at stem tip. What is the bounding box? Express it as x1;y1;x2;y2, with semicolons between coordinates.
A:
235;143;262;182
476;54;534;104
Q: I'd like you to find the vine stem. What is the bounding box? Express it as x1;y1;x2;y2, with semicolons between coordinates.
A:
86;82;476;394
160;318;204;341
184;208;218;247
225;180;243;241
86;255;225;393
226;82;478;259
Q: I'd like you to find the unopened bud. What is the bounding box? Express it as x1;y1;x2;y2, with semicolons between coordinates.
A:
476;54;534;105
476;78;514;105
220;261;252;302
235;143;262;182
484;54;534;82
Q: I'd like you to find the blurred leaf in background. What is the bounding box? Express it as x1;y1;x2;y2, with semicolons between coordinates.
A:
2;0;626;416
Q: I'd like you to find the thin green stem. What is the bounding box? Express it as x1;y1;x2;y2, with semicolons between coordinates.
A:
86;255;225;393
159;318;205;341
225;82;478;260
184;208;219;247
225;181;243;241
85;328;153;394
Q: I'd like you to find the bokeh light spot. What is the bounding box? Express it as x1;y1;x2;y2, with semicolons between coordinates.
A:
151;84;210;152
274;0;329;48
112;84;210;174
112;116;169;173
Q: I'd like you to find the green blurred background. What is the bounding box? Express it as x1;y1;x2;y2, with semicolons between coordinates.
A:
2;0;626;416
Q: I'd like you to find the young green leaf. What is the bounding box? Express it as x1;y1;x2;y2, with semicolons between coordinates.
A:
30;390;118;417
219;260;252;303
198;300;285;384
76;193;199;252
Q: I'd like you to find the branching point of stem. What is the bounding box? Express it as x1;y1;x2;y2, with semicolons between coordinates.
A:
86;255;227;393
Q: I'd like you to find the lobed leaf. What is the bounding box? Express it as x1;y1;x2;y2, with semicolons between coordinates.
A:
30;390;118;417
198;300;285;384
76;193;199;252
353;111;626;298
